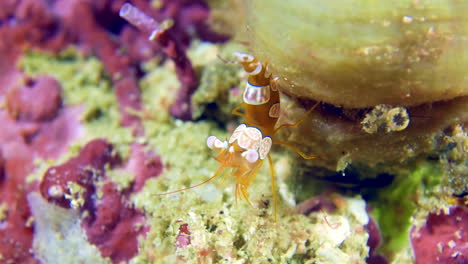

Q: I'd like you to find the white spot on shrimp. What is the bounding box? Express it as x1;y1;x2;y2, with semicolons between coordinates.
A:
229;124;246;144
258;137;272;160
242;149;259;163
237;127;262;150
243;82;270;105
269;103;280;118
214;139;228;149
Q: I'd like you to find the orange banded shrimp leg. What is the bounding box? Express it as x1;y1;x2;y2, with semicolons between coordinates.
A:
230;155;277;222
273;141;322;160
273;101;321;134
267;154;278;222
231;103;245;118
273;101;322;159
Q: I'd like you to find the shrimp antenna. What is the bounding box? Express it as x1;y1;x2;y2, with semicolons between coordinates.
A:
235;40;251;47
216;55;236;64
154;166;225;196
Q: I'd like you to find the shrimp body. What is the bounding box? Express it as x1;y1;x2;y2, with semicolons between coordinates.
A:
205;52;280;208
236;52;280;137
158;52;318;221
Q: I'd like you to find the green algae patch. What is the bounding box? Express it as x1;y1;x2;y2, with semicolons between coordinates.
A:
20;47;113;118
133;169;371;264
130;116;370;263
18;47;133;158
189;41;245;121
370;161;442;255
107;169;135;191
139;58;179;123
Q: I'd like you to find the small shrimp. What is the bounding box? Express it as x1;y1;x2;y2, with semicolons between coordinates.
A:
157;52;320;221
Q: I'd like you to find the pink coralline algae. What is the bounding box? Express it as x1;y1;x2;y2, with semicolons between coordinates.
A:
126;143;164;192
1;0;207;262
119;1;228;120
0;72;81;263
176;223;191;248
0;150;4;181
365;217;388;264
1;0;225;128
411;206;468;264
84;181;148;263
39;139;120;209
58;0;144;129
39;139;160;263
6;75;62;122
0;141;37;264
295;192;339;215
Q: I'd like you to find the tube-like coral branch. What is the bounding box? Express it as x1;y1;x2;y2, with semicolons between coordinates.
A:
119;2;198;121
119;3;163;40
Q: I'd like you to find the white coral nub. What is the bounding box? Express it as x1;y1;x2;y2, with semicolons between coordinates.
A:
241;150;259;163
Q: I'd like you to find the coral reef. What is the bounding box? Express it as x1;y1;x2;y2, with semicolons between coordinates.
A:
438;124;468;196
0;0;465;263
0;71;81;263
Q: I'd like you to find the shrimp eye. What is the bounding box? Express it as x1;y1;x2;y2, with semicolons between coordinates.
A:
233;52;254;63
248;62;263;75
